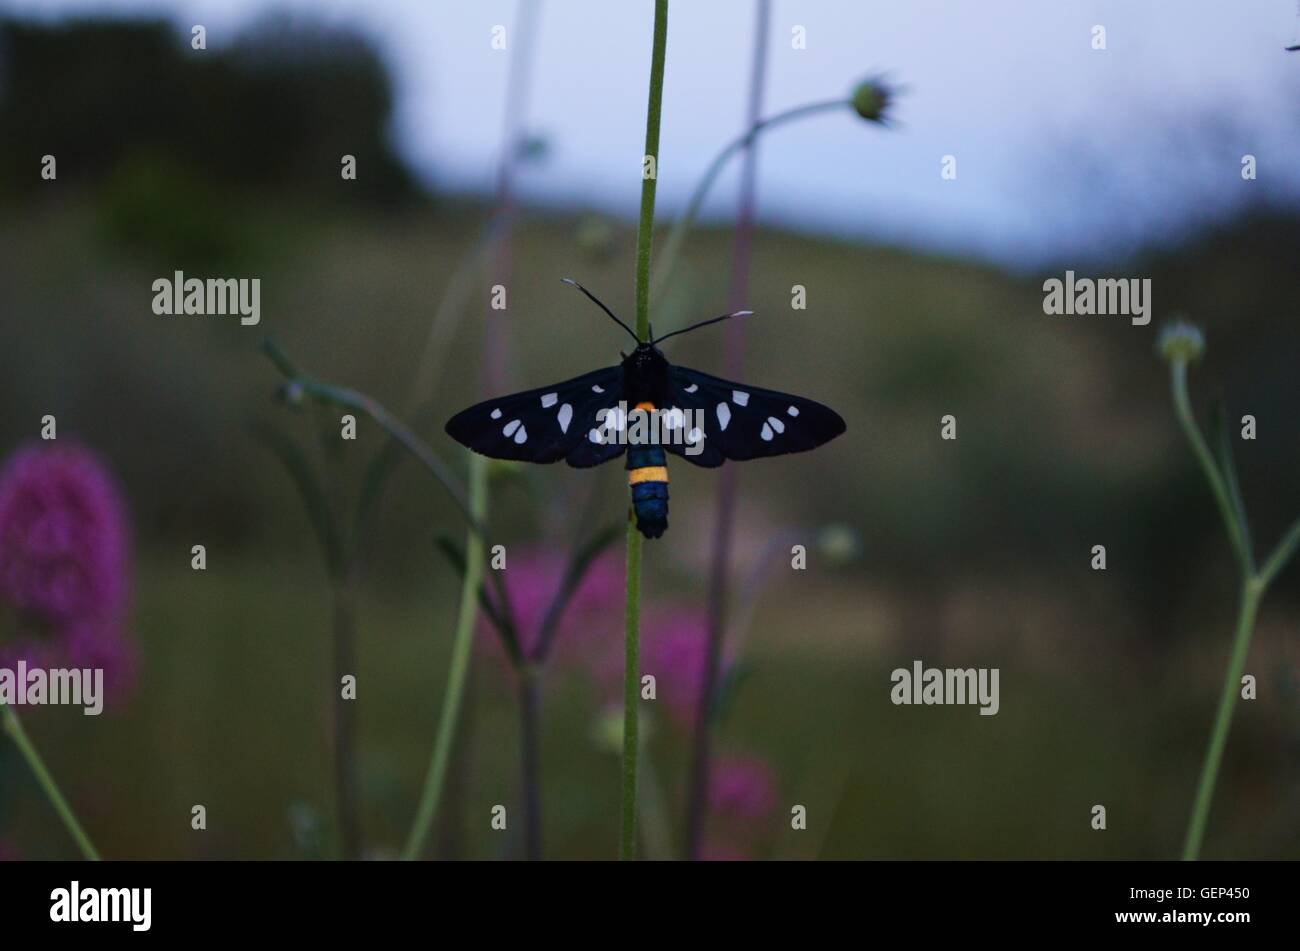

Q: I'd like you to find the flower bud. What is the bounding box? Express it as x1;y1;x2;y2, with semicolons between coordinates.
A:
1157;320;1205;363
851;77;895;123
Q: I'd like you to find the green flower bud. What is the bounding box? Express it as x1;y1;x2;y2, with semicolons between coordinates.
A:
1157;320;1205;363
851;77;895;124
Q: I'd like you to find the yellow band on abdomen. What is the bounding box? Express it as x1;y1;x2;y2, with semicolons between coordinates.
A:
628;466;669;485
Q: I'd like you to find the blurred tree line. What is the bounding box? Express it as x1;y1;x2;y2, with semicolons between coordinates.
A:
0;14;419;263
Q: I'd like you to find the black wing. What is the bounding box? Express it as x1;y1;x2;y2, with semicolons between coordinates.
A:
663;364;846;468
444;366;628;468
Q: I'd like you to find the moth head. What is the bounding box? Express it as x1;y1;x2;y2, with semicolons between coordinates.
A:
623;341;667;373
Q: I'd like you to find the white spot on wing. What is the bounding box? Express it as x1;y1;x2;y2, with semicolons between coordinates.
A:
687;427;703;444
514;424;528;444
663;407;684;429
589;428;602;443
592;384;605;393
716;403;731;431
787;405;799;417
684;383;698;394
503;419;521;437
767;415;785;434
761;422;774;441
557;403;573;433
490;408;502;420
541;392;558;408
733;390;750;407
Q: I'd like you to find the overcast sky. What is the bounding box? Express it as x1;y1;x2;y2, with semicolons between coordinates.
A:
7;0;1300;268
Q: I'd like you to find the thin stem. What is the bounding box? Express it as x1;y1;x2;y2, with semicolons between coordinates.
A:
402;451;488;860
684;0;769;860
331;567;362;859
518;665;542;861
1258;514;1300;588
263;340;482;535
533;524;622;662
651;97;848;311
1213;400;1253;560
1182;576;1261;860
1;704;100;860
1170;360;1253;573
621;0;669;862
620;518;644;860
635;0;669;340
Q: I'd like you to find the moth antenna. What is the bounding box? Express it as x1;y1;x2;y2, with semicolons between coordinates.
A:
652;309;755;345
561;278;641;344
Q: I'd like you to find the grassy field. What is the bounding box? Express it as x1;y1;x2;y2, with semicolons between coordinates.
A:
2;195;1299;859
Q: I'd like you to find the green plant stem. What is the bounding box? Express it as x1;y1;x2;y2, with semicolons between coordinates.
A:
1170;360;1253;573
1259;514;1300;587
518;664;543;861
331;567;362;860
620;518;644;860
263;340;481;534
636;0;669;340
1;704;100;860
651;97;848;310
620;0;668;863
402;451;488;860
1182;576;1261;860
1167;355;1300;860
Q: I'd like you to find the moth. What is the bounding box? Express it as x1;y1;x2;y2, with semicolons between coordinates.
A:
445;280;846;539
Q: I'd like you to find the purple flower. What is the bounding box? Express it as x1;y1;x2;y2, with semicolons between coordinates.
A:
477;546;621;666
0;444;129;624
0;443;135;701
709;753;778;822
64;617;139;706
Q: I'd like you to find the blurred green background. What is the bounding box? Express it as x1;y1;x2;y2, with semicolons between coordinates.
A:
0;13;1297;861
